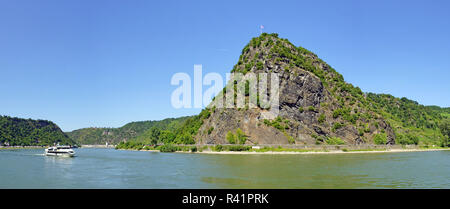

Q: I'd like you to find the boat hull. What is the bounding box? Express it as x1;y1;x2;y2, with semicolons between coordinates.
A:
45;152;75;157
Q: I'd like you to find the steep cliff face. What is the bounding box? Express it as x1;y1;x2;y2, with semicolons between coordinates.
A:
195;33;395;145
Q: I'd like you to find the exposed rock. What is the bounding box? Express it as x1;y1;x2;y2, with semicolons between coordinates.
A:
195;33;396;145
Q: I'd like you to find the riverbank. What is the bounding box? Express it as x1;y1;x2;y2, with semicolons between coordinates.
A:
80;144;115;148
118;145;450;155
192;148;450;155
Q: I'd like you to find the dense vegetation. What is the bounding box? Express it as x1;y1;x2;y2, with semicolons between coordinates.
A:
0;116;76;146
125;109;213;145
366;94;449;146
68;110;213;146
115;141;198;153
67;117;191;145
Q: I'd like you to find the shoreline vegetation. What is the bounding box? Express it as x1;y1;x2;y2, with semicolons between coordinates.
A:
0;145;47;150
193;148;450;155
114;142;450;155
2;144;448;155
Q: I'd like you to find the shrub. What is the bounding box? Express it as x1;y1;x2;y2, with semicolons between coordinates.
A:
263;117;287;131
272;121;284;130
226;145;251;151
326;137;345;145
236;128;247;144
396;133;419;145
226;131;236;144
116;141;145;150
256;62;264;70
332;122;344;132
190;146;197;152
358;128;364;136
318;114;326;124
373;133;387;145
299;107;304;113
179;146;190;152
158;144;179;152
332;109;341;118
315;135;327;144
213;145;223;152
287;136;295;144
207;127;214;135
364;123;371;133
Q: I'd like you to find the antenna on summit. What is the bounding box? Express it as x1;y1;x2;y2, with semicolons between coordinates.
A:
259;25;264;35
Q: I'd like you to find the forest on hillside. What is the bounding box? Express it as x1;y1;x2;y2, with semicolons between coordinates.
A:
0;116;75;146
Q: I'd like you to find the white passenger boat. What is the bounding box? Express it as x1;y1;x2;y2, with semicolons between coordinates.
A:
45;145;75;157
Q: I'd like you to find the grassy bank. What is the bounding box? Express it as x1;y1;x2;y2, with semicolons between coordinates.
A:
115;142;450;154
115;142;198;153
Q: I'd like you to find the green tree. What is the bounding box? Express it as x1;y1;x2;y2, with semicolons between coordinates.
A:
236;128;247;144
396;133;419;145
159;130;176;144
373;133;387;145
226;131;236;144
439;119;450;138
174;132;195;144
148;127;160;145
439;119;450;147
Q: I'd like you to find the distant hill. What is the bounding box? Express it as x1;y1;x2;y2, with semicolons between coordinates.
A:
0;116;75;146
66;117;191;145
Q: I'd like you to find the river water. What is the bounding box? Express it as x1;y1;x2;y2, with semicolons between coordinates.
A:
0;148;449;188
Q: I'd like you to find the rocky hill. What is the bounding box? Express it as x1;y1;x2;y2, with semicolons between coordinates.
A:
0;115;75;146
193;33;449;146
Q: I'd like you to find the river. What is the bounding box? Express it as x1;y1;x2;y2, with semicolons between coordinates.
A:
0;148;449;188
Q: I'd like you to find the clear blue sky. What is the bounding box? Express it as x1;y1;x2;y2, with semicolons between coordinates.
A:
1;0;449;131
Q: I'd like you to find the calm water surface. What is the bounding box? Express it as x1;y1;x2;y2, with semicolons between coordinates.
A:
0;148;449;188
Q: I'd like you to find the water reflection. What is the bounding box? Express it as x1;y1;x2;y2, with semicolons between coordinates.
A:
43;155;75;185
196;152;450;189
44;155;74;166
